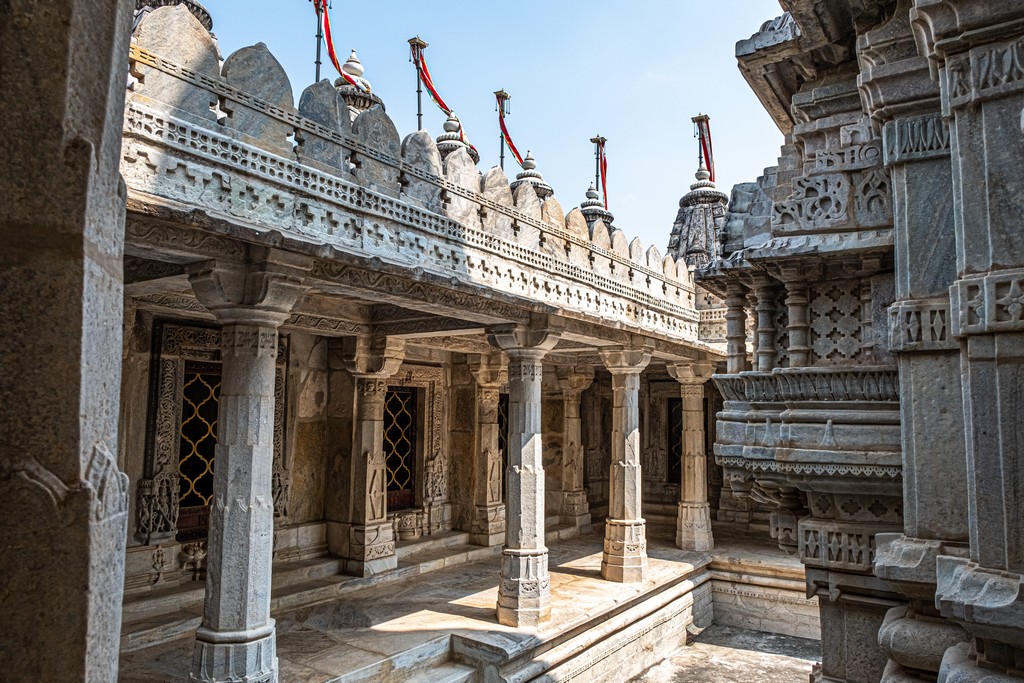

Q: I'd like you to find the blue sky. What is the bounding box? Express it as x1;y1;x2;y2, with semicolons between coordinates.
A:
198;0;785;251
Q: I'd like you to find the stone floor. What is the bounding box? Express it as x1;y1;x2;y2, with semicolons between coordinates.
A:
120;532;707;681
630;623;819;683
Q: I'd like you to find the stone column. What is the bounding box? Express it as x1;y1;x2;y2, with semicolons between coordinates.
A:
725;283;751;374
598;345;652;582
468;352;506;547
751;276;778;371
487;323;561;627
781;274;811;367
186;251;311;683
912;3;1024;677
668;362;715;551
332;335;406;576
0;2;133;679
556;365;595;528
857;5;973;680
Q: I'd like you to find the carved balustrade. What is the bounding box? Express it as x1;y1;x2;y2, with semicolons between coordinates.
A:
122;8;708;349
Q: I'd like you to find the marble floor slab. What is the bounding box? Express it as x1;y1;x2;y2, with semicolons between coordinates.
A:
120;529;805;682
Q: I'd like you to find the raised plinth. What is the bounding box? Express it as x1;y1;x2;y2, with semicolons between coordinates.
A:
328;520;397;577
602;518;648;583
497;548;551;627
190;626;277;683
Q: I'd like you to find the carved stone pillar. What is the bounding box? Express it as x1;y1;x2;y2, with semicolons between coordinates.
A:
186;250;311;683
752;276;779;372
331;335;406;577
857;4;973;680
556;365;595;527
746;290;760;366
668;362;715;551
912;3;1024;678
781;274;811;367
725;283;751;374
487;323;561;627
598;345;652;583
0;2;133;679
468;352;506;547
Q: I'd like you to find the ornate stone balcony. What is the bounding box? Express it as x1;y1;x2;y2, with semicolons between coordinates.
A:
714;366;901;485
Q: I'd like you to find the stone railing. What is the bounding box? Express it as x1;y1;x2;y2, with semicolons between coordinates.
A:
714;366;899;404
123;7;705;344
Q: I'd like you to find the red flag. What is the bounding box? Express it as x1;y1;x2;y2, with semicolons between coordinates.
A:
315;0;367;92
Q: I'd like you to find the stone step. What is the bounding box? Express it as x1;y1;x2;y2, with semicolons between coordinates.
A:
120;608;202;653
325;635;451;683
452;563;711;683
395;530;473;560
121;539;504;654
402;662;477;683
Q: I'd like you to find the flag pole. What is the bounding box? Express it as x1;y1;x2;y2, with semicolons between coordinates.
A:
408;36;428;131
590;134;607;203
495;89;510;172
312;0;324;82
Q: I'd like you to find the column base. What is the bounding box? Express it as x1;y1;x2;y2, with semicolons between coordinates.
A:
469;503;506;547
602;518;648;583
938;641;1024;682
496;548;550;627
190;626;277;683
327;521;397;577
559;491;591;528
677;502;714;551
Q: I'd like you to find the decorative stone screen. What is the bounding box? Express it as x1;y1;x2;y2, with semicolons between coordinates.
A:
810;280;865;365
384;387;418;511
667;397;683;485
498;392;510;496
176;361;220;540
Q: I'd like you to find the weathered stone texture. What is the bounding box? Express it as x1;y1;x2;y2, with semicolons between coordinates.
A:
0;1;134;680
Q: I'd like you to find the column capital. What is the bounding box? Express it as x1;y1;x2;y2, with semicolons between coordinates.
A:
556;365;595;395
666;361;715;385
336;334;406;379
486;322;562;357
187;247;312;326
468;351;506;388
598;344;653;375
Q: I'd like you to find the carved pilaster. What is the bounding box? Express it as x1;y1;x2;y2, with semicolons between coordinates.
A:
331;336;405;577
556;365;595;527
598;345;652;582
667;362;715;551
468;352;506;547
752;277;779;372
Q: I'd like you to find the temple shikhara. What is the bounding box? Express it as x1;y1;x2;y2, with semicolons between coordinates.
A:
2;0;1023;681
